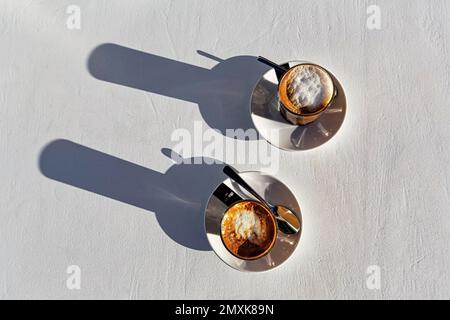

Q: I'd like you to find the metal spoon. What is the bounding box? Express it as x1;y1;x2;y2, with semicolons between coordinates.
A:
223;166;301;235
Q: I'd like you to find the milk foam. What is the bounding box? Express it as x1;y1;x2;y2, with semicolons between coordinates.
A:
287;65;330;112
234;210;264;245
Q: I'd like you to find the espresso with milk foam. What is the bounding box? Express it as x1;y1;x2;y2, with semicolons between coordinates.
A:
221;201;276;260
279;64;334;115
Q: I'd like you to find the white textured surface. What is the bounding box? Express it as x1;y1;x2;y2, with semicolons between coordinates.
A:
0;0;449;299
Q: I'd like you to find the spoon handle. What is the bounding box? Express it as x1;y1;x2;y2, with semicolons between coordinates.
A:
222;165;270;208
257;56;288;74
213;183;243;207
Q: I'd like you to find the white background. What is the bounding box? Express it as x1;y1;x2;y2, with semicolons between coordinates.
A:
0;0;449;299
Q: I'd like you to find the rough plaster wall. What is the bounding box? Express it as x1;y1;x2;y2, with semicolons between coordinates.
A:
0;0;449;299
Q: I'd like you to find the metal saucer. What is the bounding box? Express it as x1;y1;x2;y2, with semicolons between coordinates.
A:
205;171;302;272
250;61;347;151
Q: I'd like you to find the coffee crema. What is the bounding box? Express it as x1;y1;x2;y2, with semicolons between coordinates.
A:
220;200;277;260
279;64;334;115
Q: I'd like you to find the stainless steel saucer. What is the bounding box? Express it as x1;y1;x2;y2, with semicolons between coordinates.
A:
250;60;347;151
205;171;302;272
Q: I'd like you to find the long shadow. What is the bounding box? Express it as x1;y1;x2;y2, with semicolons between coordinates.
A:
87;44;270;140
39;139;227;251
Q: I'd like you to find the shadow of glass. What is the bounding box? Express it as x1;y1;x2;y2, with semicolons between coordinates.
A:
87;43;270;140
38;139;227;251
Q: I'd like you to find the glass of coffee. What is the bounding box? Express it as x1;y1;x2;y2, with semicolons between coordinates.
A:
278;63;336;125
220;200;277;260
